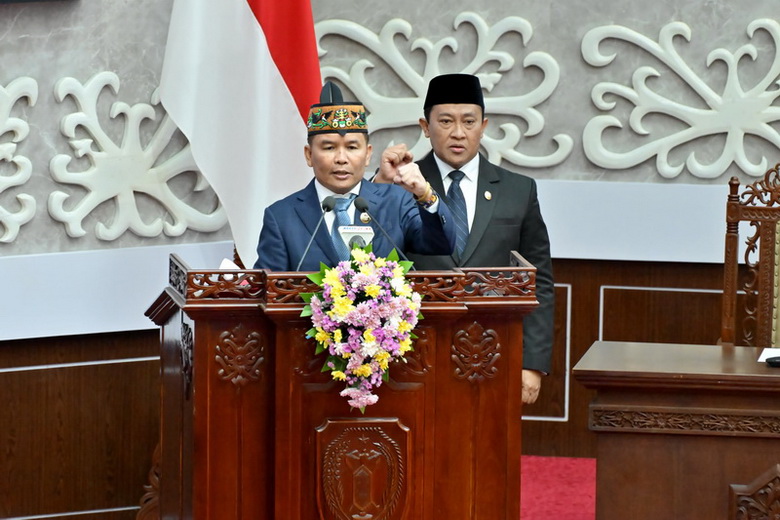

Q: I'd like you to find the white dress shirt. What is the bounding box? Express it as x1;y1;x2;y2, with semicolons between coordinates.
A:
433;153;480;231
313;180;361;233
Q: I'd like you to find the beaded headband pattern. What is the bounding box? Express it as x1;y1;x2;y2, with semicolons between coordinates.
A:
307;104;368;135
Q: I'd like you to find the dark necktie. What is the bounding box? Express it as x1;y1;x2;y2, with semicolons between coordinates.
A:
447;170;469;256
331;194;356;262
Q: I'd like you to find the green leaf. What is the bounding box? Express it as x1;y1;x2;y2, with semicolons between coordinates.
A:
300;305;313;318
387;249;399;262
399;260;414;274
331;356;347;371
301;292;314;303
315;343;326;355
307;271;324;285
305;327;317;338
382;370;389;382
320;360;331;372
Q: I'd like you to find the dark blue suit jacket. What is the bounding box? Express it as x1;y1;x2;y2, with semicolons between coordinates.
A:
253;179;456;271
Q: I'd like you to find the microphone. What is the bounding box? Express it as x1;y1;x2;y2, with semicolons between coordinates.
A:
295;196;336;271
338;225;374;251
349;235;366;249
353;197;415;270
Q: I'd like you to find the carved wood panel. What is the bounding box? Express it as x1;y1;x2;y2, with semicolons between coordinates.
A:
730;464;780;520
591;405;780;437
316;419;410;520
450;321;501;383
214;323;266;387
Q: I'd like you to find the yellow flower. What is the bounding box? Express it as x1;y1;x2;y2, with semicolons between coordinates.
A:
363;329;376;343
323;269;341;286
359;263;375;276
332;296;354;316
324;270;346;298
331;370;346;381
375;350;391;371
397;320;412;333
315;328;330;343
395;284;412;297
351;249;369;263
392;266;404;278
399;338;412;353
333;329;342;343
374;258;387;268
365;284;381;298
353;364;373;378
330;283;346;298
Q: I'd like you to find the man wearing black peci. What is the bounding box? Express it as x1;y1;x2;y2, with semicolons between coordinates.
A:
373;73;555;404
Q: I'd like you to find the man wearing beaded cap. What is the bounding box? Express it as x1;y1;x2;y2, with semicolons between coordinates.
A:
253;81;456;271
374;73;555;405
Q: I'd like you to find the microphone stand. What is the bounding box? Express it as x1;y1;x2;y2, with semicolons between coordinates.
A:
295;196;336;271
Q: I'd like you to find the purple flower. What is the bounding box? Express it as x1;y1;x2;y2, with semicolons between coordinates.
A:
307;252;421;409
340;387;379;409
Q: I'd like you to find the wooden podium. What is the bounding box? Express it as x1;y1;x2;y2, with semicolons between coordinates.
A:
142;252;537;520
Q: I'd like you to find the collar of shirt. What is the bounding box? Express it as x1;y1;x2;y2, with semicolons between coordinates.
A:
433;153;480;190
433;154;479;229
313;179;361;232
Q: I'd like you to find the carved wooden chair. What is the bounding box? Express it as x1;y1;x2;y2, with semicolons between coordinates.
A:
721;165;780;347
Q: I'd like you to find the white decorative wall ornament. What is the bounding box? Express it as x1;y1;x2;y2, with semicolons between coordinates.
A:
316;12;573;167
48;71;227;240
0;77;38;243
582;19;780;179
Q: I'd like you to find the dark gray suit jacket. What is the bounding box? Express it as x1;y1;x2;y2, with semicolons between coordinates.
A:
408;152;555;374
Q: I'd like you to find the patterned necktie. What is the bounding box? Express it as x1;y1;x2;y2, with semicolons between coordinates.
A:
331;194;356;262
447;170;469;256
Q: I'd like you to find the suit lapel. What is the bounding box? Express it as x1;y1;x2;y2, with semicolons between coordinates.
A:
418;152;498;266
420;153;446;199
418;152;460;264
294;181;340;267
358;181;385;252
419;152;471;266
459;155;499;265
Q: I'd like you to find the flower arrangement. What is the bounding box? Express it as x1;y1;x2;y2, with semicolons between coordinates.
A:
301;247;421;411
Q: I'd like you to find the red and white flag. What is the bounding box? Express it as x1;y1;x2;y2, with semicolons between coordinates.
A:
160;0;321;268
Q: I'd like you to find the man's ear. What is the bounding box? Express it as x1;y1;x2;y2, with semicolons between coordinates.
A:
419;117;430;138
303;144;313;167
364;143;373;167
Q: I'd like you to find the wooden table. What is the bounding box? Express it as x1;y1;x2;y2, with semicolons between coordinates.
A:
573;341;780;520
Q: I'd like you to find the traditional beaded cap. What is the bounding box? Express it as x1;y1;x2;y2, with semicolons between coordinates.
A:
306;81;368;136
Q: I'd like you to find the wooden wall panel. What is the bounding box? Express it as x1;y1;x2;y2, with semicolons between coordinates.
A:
601;286;722;344
522;259;727;458
0;258;733;518
523;284;570;420
0;330;159;519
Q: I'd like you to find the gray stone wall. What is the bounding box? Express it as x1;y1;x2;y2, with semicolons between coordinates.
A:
1;0;777;339
1;0;778;257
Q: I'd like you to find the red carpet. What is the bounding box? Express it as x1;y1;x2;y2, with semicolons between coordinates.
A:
521;455;596;519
